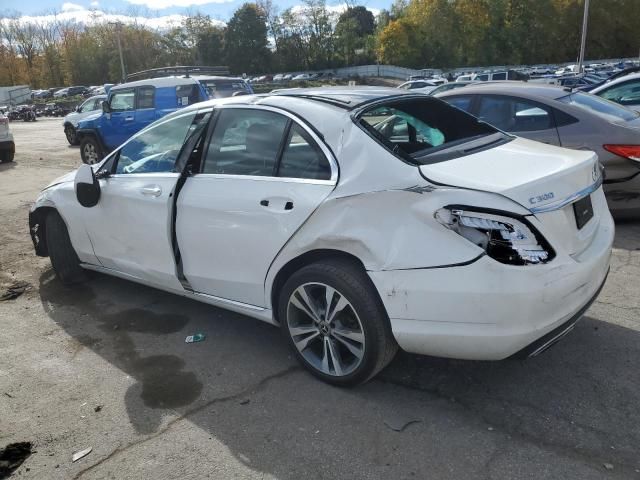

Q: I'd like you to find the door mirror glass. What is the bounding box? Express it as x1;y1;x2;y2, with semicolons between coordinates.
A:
101;100;111;114
75;164;101;207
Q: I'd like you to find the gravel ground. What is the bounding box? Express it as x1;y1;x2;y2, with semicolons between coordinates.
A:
1;118;639;479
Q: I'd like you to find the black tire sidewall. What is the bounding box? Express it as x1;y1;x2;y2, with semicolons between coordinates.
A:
45;211;85;285
278;261;391;386
65;125;76;145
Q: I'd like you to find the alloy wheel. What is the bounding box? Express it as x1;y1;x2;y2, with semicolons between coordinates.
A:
83;143;98;164
286;282;365;377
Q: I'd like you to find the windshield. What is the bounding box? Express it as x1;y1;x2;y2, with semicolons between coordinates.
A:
200;79;250;99
558;92;639;122
359;97;500;164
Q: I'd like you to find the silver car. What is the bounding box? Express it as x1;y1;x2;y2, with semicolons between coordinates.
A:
62;95;107;145
437;83;640;216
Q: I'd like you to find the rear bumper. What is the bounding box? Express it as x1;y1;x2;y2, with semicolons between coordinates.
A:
368;209;614;360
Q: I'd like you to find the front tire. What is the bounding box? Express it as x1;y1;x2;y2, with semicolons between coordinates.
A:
45;211;86;285
279;260;397;386
64;125;77;145
80;136;103;164
0;150;14;163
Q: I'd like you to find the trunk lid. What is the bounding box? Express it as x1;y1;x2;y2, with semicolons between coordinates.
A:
420;137;603;256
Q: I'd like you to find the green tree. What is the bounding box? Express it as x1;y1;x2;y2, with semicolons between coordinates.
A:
224;3;270;74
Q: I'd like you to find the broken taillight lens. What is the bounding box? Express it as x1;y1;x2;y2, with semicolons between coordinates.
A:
435;208;555;265
603;145;640;161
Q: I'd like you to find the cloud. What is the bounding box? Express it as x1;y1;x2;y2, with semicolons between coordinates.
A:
90;0;100;6
61;2;85;11
125;0;233;8
5;6;225;30
290;3;380;18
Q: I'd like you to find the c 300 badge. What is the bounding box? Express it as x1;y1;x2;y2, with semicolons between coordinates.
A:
529;192;555;205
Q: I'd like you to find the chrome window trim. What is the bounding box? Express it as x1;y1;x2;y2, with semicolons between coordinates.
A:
204;103;339;185
529;175;603;214
108;172;181;179
189;173;335;185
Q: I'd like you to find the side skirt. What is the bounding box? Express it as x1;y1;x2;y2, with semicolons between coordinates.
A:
79;263;276;325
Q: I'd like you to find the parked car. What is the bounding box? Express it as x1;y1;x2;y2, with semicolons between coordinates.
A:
589;72;640;113
0;112;15;162
29;87;612;385
54;86;89;98
76;76;208;164
437;83;640;215
429;81;478;96
397;80;437;94
194;76;253;99
62;95;107;145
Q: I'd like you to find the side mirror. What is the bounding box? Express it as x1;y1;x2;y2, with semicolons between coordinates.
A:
75;106;81;112
74;164;101;208
101;100;111;114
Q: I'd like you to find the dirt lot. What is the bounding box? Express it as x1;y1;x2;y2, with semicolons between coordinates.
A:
1;118;640;479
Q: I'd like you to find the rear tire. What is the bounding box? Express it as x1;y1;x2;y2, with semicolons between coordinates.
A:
80;136;103;164
279;259;397;386
0;150;13;163
45;211;86;285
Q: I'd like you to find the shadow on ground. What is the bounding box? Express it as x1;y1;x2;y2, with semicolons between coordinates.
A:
38;260;640;479
0;161;16;172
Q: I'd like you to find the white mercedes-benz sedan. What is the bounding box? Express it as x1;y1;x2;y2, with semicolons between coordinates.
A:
29;88;614;385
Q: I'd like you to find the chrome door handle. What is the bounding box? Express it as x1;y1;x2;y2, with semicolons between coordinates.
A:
141;185;162;197
124;116;134;122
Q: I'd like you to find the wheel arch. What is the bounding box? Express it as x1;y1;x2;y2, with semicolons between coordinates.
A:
269;249;372;324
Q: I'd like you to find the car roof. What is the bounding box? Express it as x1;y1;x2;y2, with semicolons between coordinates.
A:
437;82;569;100
191;75;246;81
260;86;417;109
591;72;640;91
111;76;198;91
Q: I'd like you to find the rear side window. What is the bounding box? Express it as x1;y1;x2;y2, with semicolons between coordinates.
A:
201;80;251;99
137;87;155;109
359;98;496;162
477;96;553;132
492;72;507;80
176;84;199;106
558;92;639;122
278;124;330;180
444;96;473;113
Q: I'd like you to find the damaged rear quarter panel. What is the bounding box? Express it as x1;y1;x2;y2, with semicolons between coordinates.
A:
264;120;532;306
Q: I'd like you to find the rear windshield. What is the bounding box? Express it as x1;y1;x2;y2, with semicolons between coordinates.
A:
200;79;250;99
558;92;639;122
358;97;501;165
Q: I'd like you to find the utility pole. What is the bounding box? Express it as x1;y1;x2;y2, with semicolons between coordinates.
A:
577;0;590;75
109;21;126;83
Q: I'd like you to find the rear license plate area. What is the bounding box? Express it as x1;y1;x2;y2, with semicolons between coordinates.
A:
573;195;594;230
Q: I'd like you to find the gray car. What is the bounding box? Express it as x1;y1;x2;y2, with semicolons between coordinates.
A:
62;95;107;145
437;83;640;216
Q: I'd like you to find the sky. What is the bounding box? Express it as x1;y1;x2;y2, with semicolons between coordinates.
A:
0;0;385;26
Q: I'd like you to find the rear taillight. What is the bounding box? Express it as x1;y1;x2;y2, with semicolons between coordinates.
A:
603;144;640;161
0;117;7;125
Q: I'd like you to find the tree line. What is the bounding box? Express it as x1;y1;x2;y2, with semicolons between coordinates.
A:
1;0;638;88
